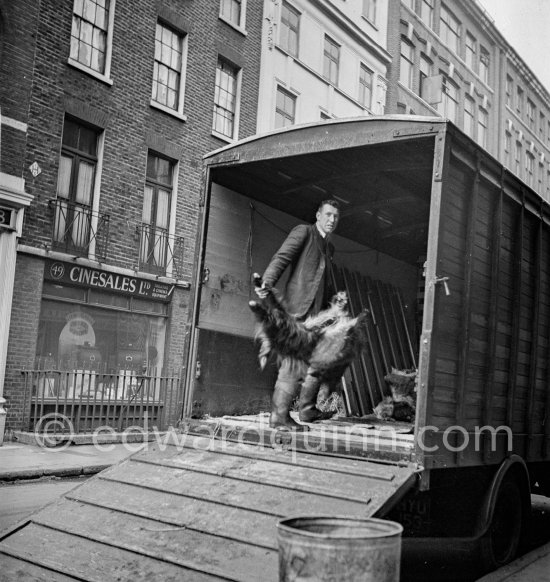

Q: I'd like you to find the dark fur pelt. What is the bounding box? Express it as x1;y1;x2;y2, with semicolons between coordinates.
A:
248;274;369;384
374;368;417;422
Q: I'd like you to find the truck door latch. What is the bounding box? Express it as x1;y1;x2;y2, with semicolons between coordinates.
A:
435;276;450;296
195;360;202;379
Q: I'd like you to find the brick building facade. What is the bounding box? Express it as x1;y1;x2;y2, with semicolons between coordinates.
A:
0;0;262;433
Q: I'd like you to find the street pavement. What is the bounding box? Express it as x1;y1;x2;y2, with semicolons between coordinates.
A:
0;436;549;581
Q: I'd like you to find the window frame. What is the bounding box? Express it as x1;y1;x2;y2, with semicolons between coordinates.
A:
465;33;476;71
55;117;103;257
219;0;247;33
359;63;374;109
505;75;513;108
323;35;340;86
399;39;414;90
527;98;536;130
525;150;535;187
279;1;300;58
420;0;434;29
212;56;242;142
150;21;188;120
440;5;460;54
438;74;459;123
419;53;433;99
68;0;115;85
477;106;488;148
275;85;297;129
516;86;524;115
479;46;490;85
362;0;377;25
463;95;475;138
140;152;176;276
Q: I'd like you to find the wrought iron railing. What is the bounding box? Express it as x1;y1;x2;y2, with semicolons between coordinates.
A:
50;199;110;260
21;369;184;433
137;223;184;278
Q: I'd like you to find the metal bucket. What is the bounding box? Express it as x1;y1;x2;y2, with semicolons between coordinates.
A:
277;515;403;582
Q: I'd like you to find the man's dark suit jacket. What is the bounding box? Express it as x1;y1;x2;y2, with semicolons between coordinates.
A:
262;224;334;319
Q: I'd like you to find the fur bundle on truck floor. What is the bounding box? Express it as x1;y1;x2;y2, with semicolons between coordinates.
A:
248;273;369;400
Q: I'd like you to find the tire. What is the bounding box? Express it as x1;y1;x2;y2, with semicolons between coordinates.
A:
479;477;523;571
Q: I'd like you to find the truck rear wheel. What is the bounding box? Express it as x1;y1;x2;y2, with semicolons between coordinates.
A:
479;477;523;571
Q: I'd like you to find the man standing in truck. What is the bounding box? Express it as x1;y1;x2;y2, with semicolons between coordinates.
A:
255;199;341;430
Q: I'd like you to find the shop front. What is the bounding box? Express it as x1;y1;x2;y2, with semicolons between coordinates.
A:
22;259;183;433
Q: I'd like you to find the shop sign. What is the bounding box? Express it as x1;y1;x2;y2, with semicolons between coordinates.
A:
45;259;174;301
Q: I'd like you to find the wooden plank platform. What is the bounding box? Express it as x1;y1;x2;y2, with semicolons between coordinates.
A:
0;419;418;581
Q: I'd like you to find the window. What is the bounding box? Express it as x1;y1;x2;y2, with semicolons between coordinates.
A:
219;0;246;29
212;57;240;140
275;86;296;128
399;40;414;90
516;86;524;114
515;141;522;176
359;63;373;108
525;151;535;187
54;118;100;253
505;75;513;108
37;288;168;375
538;162;544;192
465;33;476;70
464;96;474;138
479;46;490;84
152;23;185;113
320;111;331;120
548;121;550;146
70;0;113;77
280;1;300;57
477;107;488;148
539;112;545;140
438;75;459;123
504;131;512;167
420;0;434;28
440;5;460;54
527;99;536;130
140;153;174;274
419;53;433;98
323;35;340;85
362;0;377;23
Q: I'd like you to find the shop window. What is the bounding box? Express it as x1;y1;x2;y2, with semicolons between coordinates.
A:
279;1;300;57
151;22;187;115
69;0;114;81
54;118;101;255
212;57;241;140
275;85;296;128
323;35;340;85
140;152;174;275
36;286;168;377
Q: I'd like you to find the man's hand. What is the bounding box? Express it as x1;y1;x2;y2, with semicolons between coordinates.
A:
253;273;269;299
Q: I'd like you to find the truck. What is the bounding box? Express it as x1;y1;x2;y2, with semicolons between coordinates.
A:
2;116;549;580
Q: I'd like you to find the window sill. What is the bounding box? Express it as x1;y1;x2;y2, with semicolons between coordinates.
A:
67;58;113;86
218;15;247;37
211;129;236;144
150;101;188;122
360;15;378;31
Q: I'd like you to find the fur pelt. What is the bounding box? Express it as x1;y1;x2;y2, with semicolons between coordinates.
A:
248;274;369;386
373;367;417;422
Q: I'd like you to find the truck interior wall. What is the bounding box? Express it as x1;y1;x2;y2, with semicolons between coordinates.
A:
194;182;422;417
427;144;550;467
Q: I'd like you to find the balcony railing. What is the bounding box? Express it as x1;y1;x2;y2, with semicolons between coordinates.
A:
21;369;184;433
137;223;184;278
50;199;110;260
